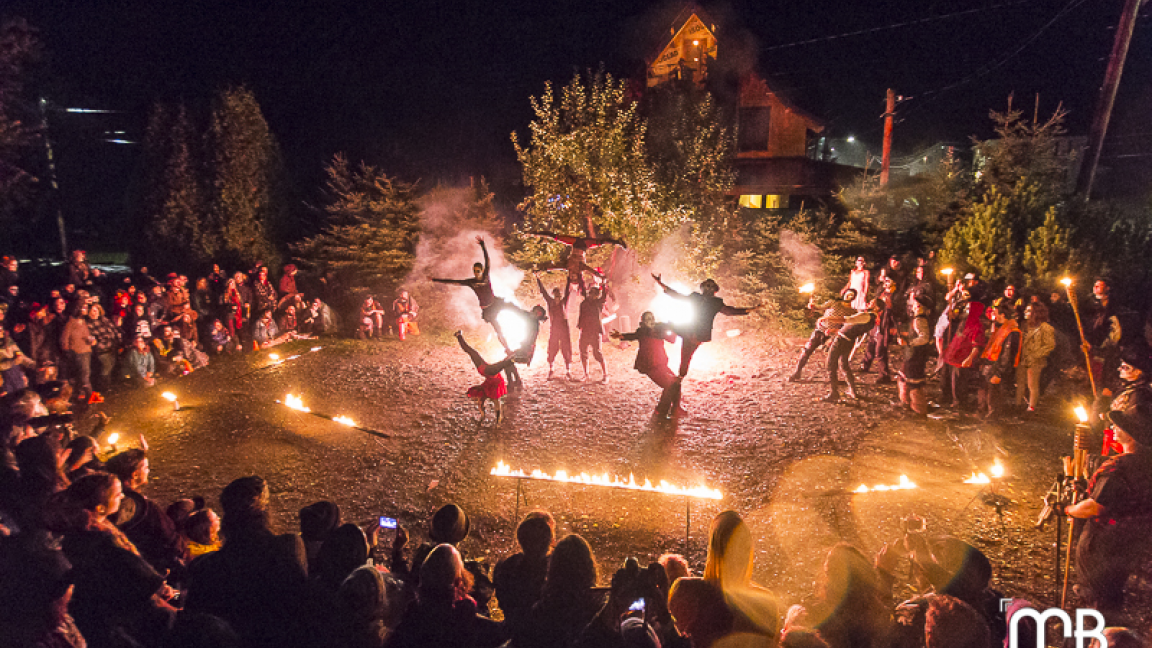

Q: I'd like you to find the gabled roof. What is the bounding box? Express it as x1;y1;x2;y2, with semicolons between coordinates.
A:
645;3;720;65
740;74;827;131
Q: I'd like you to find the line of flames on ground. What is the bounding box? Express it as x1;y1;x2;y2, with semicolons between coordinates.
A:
490;460;722;500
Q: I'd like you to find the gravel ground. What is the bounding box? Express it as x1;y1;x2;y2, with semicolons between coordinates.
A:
86;327;1152;631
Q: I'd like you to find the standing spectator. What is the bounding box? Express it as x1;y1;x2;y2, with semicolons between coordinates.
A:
0;255;18;289
975;305;1021;421
191;277;214;323
222;278;245;340
207;263;227;298
279;264;300;302
184;476;313;648
1016;302;1055;413
126;301;154;343
861;276;898;383
60;301;95;402
252;266;278;316
67;250;93;288
940;300;987;413
123;336;156;387
87;303;121;396
844;256;871;310
391;290;419;340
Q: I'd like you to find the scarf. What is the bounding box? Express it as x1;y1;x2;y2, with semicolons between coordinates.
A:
981;319;1021;365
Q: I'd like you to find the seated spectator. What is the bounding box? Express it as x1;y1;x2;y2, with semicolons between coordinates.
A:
0;324;36;395
86;303;121;395
514;534;604;648
703;511;780;640
493;510;554;633
208;318;238;355
384;544;505;648
14;434;71;531
254;310;292;348
334;565;403;648
574;558;672;648
184;476;312;648
299;500;342;572
167;612;242;648
358;297;386;340
106;448;188;576
278;304;301;337
313;522;372;595
153;325;193;376
668;577;734;648
398;503;493;611
392;290;419;340
184;508;222;558
304;297;336;336
55;472;177;648
660;552;691;584
0;541;85;648
123;336;156;387
64;434;103;480
788;543;891;648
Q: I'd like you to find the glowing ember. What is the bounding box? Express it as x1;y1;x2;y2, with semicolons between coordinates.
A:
284;394;311;413
1060;277;1073;287
1074;405;1089;423
490;460;722;500
853;475;916;493
332;415;357;427
161;392;177;402
726;329;741;338
964;472;991;484
799;283;816;294
269;353;280;361
106;432;119;445
496;308;529;351
990;460;1005;479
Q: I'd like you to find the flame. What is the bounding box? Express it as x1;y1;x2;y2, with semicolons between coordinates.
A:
941;267;954;276
310;346;322;352
726;329;741;338
284;394;310;413
161;392;178;402
990;459;1005;479
650;283;696;327
853;474;917;493
1060;277;1072;287
107;432;119;445
332;415;357;427
1074;405;1089;423
964;472;991;484
799;283;816;294
496;308;530;351
269;353;280;361
490;460;722;500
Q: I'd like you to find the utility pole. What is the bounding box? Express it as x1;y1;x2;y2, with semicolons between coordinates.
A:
38;98;69;260
1075;0;1144;199
881;88;895;185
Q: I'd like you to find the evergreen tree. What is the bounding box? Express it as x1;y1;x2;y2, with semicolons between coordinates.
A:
292;154;420;293
205;85;281;268
0;18;43;238
142;104;210;268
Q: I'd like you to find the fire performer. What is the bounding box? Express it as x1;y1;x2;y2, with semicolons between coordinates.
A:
611;311;682;418
896;295;933;415
652;275;756;379
535;272;573;380
860;276;898;383
527;230;626;295
454;330;517;424
432;236;512;351
789;289;857;382
975;305;1021;421
1065;405;1152;617
577;282;613;382
823;300;879;403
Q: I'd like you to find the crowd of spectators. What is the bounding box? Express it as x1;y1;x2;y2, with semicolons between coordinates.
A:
0;252;419;403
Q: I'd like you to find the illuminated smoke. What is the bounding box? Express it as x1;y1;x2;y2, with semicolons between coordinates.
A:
779;229;822;285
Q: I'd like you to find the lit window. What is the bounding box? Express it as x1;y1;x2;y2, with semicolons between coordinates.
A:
764;195;786;209
739;195;763;209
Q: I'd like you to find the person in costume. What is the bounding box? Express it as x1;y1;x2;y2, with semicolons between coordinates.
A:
455;331;517;424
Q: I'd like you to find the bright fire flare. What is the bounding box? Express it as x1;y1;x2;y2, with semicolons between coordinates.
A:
496;308;529;351
269;353;280;361
490;461;722;500
990;459;1005;479
649;283;695;327
284;394;310;413
106;432;119;446
853;475;916;493
941;268;954;276
332;415;357;427
799;283;816;294
964;472;991;484
601;313;618;325
1060;277;1073;287
1074;405;1089;423
161;392;177;402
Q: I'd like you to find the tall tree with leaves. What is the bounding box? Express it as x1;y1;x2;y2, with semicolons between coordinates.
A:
205;86;281;268
292;154;420;293
0;18;43;238
141;104;210;268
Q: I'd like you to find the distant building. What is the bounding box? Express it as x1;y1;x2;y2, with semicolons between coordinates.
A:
645;5;859;213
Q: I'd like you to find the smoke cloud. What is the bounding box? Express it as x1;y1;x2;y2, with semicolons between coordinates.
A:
779;229;822;285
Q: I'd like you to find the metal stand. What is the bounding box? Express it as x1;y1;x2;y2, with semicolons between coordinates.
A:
514;479;524;527
685;497;691;553
1055;513;1063;602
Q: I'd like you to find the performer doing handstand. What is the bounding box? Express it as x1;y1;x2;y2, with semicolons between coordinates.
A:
611;311;683;418
527;231;626;295
536;272;573;380
432;236;511;351
455;331;517;423
651;275;756;378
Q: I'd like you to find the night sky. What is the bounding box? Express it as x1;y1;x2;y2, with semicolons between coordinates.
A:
8;0;1152;238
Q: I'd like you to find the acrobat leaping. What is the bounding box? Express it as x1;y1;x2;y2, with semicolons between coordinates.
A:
527;231;626;295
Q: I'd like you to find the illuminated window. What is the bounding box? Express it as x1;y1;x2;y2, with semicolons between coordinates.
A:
764;194;786;209
738;194;763;209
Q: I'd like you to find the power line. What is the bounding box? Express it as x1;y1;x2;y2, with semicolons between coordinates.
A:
761;0;1039;51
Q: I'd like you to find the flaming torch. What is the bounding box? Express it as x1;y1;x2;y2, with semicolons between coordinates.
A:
798;283;816;295
106;432;120;453
941;267;954;288
161;391;180;411
1062;277;1097;398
